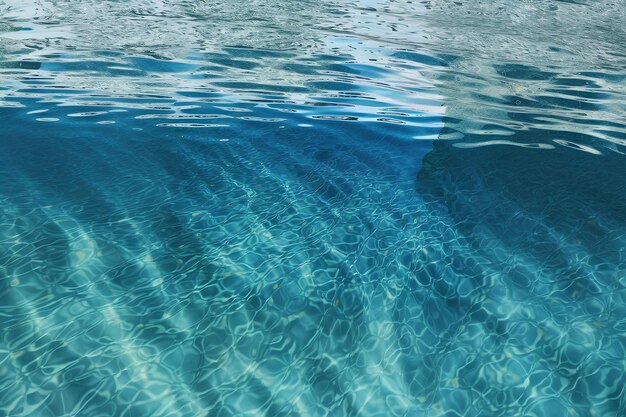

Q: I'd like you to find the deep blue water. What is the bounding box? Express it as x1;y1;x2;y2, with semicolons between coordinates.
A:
1;1;626;417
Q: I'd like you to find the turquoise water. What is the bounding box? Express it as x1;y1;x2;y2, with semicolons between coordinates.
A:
1;1;625;416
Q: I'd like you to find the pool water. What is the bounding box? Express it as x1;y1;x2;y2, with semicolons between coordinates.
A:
1;1;625;416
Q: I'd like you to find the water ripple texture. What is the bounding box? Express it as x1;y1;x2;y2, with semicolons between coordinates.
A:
0;1;625;417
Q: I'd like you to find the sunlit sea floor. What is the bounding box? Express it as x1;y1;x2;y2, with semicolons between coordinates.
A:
1;1;626;417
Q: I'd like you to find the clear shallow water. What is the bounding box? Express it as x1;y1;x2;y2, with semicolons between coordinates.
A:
0;1;625;417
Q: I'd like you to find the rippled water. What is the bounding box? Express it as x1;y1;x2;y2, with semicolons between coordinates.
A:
1;1;625;416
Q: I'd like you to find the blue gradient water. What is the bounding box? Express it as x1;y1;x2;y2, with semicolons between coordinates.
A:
1;1;625;417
